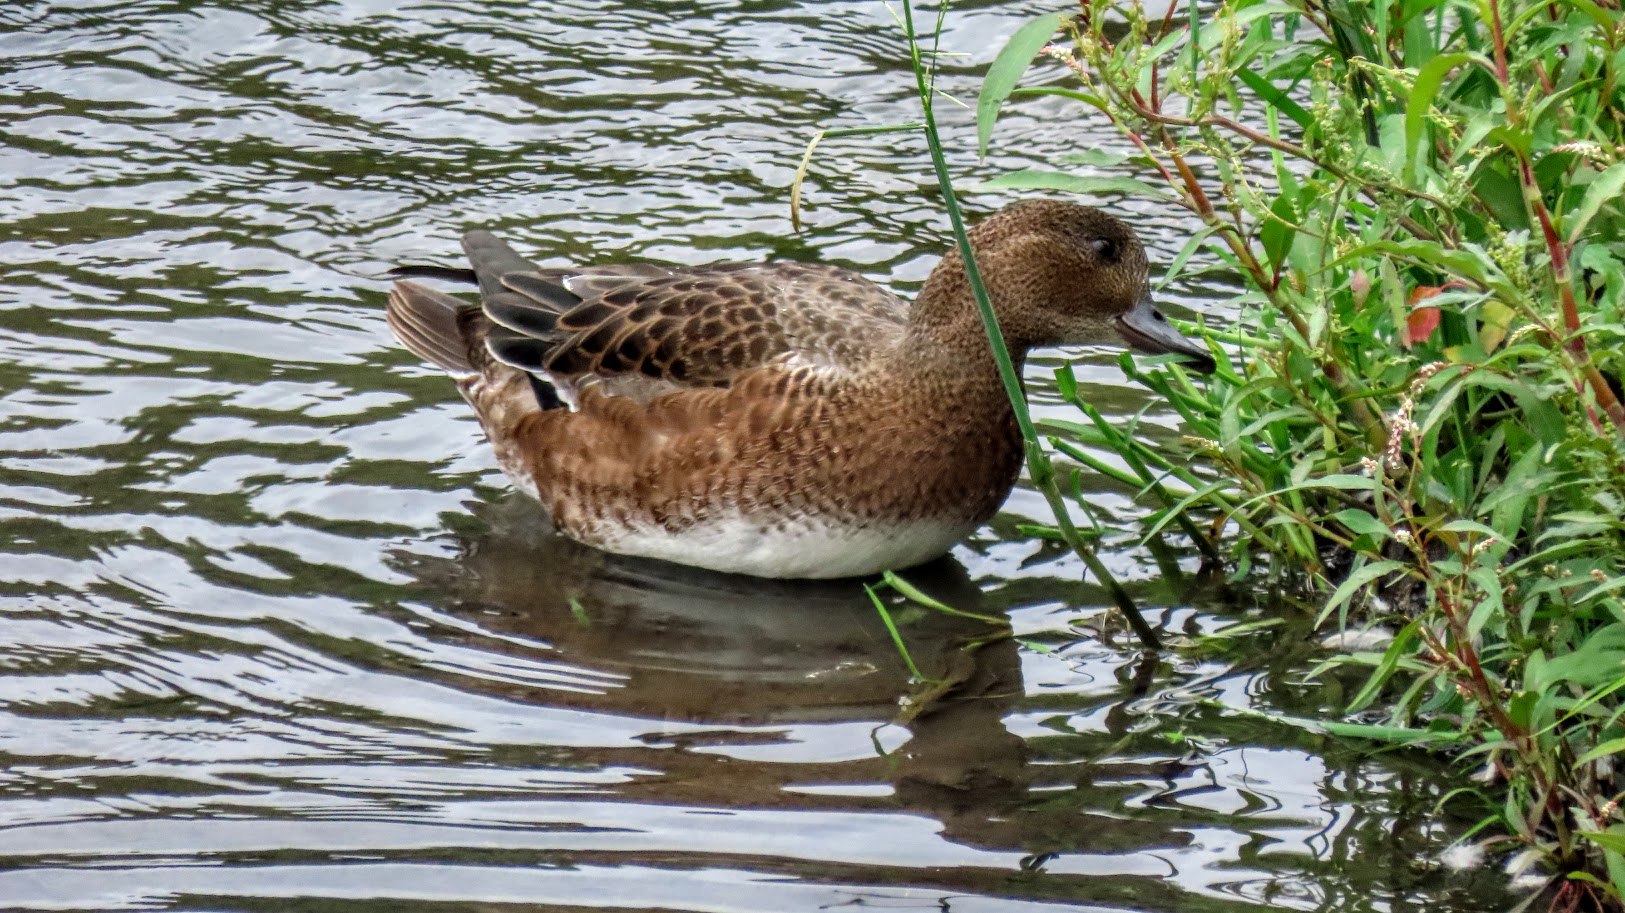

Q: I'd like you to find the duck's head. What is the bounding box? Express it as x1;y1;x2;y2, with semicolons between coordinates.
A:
930;199;1215;372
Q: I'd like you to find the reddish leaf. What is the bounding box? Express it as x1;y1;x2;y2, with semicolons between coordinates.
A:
1400;282;1463;347
1404;307;1441;347
1409;284;1446;305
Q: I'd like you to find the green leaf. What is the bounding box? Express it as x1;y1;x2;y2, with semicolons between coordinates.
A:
882;571;1009;625
1318;559;1405;626
976;169;1171;199
1059;149;1130;167
1471;159;1529;229
1405;53;1476;170
1466;567;1504;639
1347;619;1421;713
1567;162;1625;244
1331;508;1390;543
1205;702;1465;746
1536;624;1625;690
1260;190;1299;271
1318;719;1464;745
1154;224;1220;292
1236;67;1311;128
1580;830;1625;856
1576;736;1625;766
1285;473;1383;493
977;10;1069;158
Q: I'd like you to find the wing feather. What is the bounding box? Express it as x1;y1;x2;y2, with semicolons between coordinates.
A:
452;232;909;397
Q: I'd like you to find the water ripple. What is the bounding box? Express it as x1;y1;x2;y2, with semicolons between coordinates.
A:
0;2;1510;912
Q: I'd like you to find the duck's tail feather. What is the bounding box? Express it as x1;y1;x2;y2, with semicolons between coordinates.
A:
386;280;480;376
389;264;479;284
463;230;544;300
388;279;568;412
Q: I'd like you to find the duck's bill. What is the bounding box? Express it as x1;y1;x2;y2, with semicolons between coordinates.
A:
1115;297;1217;373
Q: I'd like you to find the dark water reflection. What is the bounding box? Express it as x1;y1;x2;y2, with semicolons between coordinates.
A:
2;1;1509;911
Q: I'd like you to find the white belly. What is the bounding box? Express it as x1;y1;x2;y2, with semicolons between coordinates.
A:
594;512;975;579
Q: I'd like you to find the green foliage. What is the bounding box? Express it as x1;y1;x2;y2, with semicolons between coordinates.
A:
983;0;1625;904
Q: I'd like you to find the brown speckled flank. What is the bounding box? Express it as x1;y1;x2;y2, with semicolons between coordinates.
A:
387;200;1213;579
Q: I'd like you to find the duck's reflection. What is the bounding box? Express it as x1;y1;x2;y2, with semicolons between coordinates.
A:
400;495;1172;858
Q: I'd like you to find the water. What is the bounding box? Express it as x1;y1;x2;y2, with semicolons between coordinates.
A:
0;2;1513;911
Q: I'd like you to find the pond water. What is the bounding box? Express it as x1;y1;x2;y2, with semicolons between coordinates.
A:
0;2;1515;911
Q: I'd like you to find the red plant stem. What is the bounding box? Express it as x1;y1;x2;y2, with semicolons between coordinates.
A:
1484;0;1625;437
1488;0;1511;82
1518;152;1625;436
1534;59;1556;94
1156;0;1181;39
1166;141;1215;218
1150;0;1181;110
1432;585;1567;845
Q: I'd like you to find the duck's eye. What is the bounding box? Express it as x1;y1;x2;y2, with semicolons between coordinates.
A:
1089;237;1118;261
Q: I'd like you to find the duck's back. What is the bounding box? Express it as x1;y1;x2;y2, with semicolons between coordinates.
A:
464;236;912;402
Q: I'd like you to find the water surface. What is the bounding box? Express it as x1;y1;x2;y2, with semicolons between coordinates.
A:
1;2;1511;911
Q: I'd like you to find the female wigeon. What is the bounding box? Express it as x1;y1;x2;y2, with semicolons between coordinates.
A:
387;200;1213;578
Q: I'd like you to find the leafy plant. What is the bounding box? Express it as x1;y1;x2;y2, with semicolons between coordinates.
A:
975;0;1625;904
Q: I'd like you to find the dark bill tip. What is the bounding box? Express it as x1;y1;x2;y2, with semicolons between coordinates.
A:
1116;299;1217;374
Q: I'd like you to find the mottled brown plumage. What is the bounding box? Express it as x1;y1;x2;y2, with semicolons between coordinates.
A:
387;199;1213;578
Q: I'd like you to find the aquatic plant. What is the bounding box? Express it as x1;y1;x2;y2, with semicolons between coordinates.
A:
973;0;1625;904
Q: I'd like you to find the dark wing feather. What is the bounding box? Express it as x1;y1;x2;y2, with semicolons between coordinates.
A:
455;231;909;393
386;280;480;375
484;288;562;338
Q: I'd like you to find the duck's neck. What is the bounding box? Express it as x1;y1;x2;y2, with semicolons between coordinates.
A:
880;315;1029;527
886;309;1032;432
900;259;1036;404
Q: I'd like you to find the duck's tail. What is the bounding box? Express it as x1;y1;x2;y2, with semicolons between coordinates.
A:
386;273;567;413
385;277;558;503
385;280;482;377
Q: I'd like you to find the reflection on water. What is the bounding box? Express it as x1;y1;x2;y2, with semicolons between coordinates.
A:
1;1;1510;911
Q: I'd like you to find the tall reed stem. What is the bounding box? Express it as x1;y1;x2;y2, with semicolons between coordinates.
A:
899;0;1160;650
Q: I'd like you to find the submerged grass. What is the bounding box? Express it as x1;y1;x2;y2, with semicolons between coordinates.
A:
964;0;1625;905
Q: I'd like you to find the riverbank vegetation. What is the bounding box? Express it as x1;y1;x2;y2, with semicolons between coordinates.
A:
965;0;1625;905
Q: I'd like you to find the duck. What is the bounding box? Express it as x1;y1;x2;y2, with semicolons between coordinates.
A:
386;199;1214;579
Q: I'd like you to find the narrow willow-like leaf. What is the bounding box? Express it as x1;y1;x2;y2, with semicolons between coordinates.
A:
1346;620;1422;713
882;571;1010;626
1578;830;1625;856
1215;702;1466;745
976;10;1069;158
1317;559;1405;627
1404;53;1477;172
865;584;931;684
1576;735;1625;766
1235;67;1311;128
1567;161;1625;244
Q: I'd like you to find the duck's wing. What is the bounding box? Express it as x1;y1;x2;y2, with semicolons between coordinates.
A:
459;231;909;393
